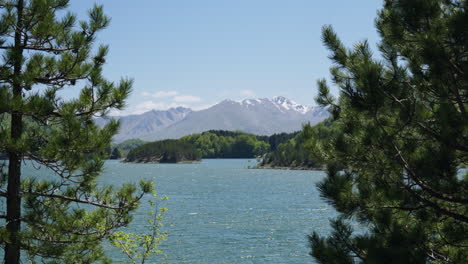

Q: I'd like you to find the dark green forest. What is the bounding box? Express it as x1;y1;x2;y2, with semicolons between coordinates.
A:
126;139;202;163
258;119;338;169
180;130;270;158
121;130;298;162
256;132;299;151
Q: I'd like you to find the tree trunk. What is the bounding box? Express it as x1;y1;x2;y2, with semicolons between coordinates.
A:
5;0;24;263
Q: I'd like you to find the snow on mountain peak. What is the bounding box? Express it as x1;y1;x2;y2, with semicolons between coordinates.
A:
272;96;311;114
234;96;312;114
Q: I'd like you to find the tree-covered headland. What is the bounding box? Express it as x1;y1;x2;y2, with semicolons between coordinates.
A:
181;130;271;158
0;1;154;263
126;139;202;163
257;119;338;169
124;130;297;163
309;0;468;263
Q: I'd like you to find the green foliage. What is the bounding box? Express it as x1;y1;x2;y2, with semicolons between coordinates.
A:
124;130;297;162
310;0;468;263
199;130;248;138
257;131;299;151
181;130;271;158
116;139;147;151
259;120;338;169
111;186;168;264
126;139;201;163
110;148;122;160
0;1;154;263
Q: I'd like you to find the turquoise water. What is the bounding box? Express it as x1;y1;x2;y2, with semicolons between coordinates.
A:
100;159;336;263
4;159;337;263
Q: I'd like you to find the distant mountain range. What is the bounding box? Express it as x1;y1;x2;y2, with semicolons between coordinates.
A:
97;96;329;143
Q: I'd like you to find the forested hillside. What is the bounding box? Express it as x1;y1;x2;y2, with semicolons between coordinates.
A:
119;130;297;161
257;132;299;151
181;130;270;158
257;119;337;169
126;139;201;163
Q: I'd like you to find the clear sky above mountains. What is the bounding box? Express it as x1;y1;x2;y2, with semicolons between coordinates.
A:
68;0;383;115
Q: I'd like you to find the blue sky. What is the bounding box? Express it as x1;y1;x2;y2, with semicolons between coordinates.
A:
68;0;383;115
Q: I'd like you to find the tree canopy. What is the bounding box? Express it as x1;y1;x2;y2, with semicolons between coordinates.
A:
181;130;271;159
126;139;202;163
125;130;277;162
0;1;152;263
110;148;122;160
258;120;338;169
310;0;467;263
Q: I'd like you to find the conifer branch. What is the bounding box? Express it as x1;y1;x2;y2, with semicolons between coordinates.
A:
25;191;144;211
401;183;468;223
394;145;468;205
382;87;468;153
0;45;75;53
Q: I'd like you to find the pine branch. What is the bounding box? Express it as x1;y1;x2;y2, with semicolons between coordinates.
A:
394;144;468;205
0;3;15;8
30;221;128;244
381;86;468;153
25;191;144;210
415;121;468;153
0;45;75;53
364;204;428;211
401;182;468;223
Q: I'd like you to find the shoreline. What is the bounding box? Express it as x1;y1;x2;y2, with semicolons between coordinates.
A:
250;165;325;171
122;160;202;164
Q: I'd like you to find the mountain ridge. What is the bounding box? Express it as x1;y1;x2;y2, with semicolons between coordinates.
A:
99;97;329;143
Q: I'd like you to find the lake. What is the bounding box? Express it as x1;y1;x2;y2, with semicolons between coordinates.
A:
3;159;337;263
100;159;336;264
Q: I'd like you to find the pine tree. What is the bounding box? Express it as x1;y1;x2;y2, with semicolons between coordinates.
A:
0;1;153;263
311;0;467;263
110;148;122;160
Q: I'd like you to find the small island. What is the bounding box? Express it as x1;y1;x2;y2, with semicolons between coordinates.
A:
125;139;202;163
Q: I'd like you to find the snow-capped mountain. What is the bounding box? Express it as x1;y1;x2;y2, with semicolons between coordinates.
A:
242;96;312;114
99;97;329;142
